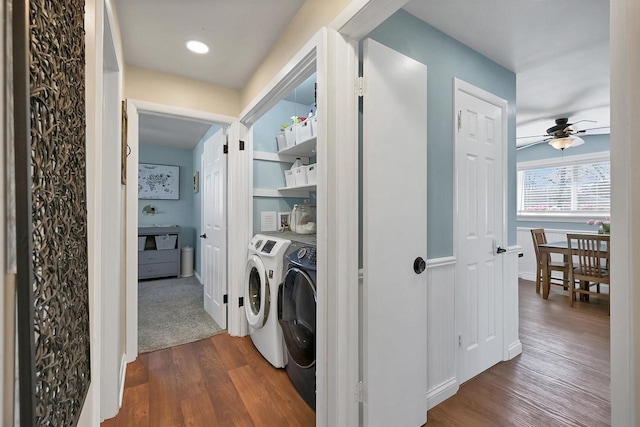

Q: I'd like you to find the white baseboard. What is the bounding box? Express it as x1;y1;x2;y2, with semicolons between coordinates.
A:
118;353;127;409
519;272;536;281
426;378;458;410
507;340;523;360
194;271;202;284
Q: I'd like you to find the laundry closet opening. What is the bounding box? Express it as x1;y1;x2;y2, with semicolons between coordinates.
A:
246;71;320;411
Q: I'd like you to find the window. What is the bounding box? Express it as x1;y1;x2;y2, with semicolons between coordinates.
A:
517;153;610;220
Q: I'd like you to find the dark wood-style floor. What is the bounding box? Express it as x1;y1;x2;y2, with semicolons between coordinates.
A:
101;332;315;426
103;279;610;426
426;280;610;426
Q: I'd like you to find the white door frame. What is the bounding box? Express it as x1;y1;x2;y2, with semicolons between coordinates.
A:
124;100;238;361
100;0;125;418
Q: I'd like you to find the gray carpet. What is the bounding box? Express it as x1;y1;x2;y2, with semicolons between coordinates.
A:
138;276;224;353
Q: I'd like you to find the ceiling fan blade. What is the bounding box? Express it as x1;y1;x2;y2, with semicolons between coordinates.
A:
517;134;550;139
576;126;610;133
569;119;597;127
516;138;551;150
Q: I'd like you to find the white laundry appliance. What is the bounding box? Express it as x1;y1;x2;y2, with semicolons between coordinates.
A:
245;234;291;368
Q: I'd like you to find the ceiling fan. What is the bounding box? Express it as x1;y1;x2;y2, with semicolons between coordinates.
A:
516;118;609;151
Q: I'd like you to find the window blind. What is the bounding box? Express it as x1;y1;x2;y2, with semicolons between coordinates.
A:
519;161;610;213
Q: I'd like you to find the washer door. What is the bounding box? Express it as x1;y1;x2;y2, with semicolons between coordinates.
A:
245;255;269;328
278;267;316;368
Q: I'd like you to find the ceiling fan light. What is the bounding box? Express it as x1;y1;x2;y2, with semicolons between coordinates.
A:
548;135;585;150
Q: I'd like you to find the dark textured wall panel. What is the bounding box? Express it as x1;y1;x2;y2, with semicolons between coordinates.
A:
29;0;90;424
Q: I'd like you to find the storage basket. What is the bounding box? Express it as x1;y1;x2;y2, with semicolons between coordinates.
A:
276;132;287;152
138;236;147;251
310;116;318;137
284;169;296;187
295;119;313;143
306;164;317;185
284;125;296;147
155;234;177;250
294;166;308;186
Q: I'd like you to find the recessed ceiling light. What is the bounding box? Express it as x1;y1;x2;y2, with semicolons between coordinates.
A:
186;40;209;54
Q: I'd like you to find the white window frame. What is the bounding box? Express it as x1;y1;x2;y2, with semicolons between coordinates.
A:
517;151;610;222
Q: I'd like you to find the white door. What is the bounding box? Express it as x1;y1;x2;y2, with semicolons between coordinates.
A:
362;39;428;427
201;128;227;328
455;79;506;384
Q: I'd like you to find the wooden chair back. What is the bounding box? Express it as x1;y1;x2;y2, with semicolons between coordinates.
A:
530;228;547;261
566;234;610;284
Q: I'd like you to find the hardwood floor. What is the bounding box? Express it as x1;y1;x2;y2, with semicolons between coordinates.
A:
104;279;610;426
101;333;315;427
425;279;610;426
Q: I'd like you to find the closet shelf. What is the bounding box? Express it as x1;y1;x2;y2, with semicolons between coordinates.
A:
278;184;317;192
277;136;317;157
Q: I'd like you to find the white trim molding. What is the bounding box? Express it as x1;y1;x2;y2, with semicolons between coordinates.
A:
610;0;639;423
427;378;458;410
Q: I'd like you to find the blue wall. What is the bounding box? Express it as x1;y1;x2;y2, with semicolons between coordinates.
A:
139;144;196;252
516;133;610;232
192;125;221;275
366;10;517;258
253;99;310;234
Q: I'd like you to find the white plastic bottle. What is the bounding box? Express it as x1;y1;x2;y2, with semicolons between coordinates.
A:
291;158;303;169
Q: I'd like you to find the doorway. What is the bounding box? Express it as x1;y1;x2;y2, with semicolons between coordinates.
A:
124;101;237;361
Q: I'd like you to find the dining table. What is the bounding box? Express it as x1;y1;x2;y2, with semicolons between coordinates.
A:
538;234;610;299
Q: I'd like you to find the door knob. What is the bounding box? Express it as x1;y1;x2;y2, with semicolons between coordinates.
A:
497;246;506;254
200;233;207;239
413;257;426;274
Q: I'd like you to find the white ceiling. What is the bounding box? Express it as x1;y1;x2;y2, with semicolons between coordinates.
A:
138;113;214;149
403;0;610;144
118;0;610;149
115;0;306;89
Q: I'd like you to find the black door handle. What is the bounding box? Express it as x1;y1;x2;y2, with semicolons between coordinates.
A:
497;246;507;254
414;257;426;274
200;233;207;239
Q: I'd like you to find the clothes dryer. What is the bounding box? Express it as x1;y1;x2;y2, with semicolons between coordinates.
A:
278;242;317;410
245;234;291;368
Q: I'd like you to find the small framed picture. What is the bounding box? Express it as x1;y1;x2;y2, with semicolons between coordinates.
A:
278;212;290;231
193;171;199;193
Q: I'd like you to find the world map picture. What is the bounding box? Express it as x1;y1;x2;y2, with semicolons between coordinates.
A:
138;163;180;199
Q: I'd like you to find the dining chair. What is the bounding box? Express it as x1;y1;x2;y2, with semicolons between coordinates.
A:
530;228;570;294
566;233;610;312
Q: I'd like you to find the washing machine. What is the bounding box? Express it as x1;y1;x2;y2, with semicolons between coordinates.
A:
278;242;317;410
245;234;291;368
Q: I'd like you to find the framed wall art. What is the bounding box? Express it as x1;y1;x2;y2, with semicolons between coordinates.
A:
138;163;180;200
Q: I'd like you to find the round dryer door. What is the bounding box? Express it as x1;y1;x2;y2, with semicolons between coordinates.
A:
245;255;269;328
278;267;316;368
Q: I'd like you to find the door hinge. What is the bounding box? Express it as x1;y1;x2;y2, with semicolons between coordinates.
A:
356;76;365;97
239;140;245;151
239;297;244;307
458;334;462;347
457;110;462;131
223;294;228;304
223;144;228;154
356;381;364;402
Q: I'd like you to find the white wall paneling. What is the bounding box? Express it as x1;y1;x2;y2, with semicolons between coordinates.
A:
503;246;522;360
425;257;458;409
